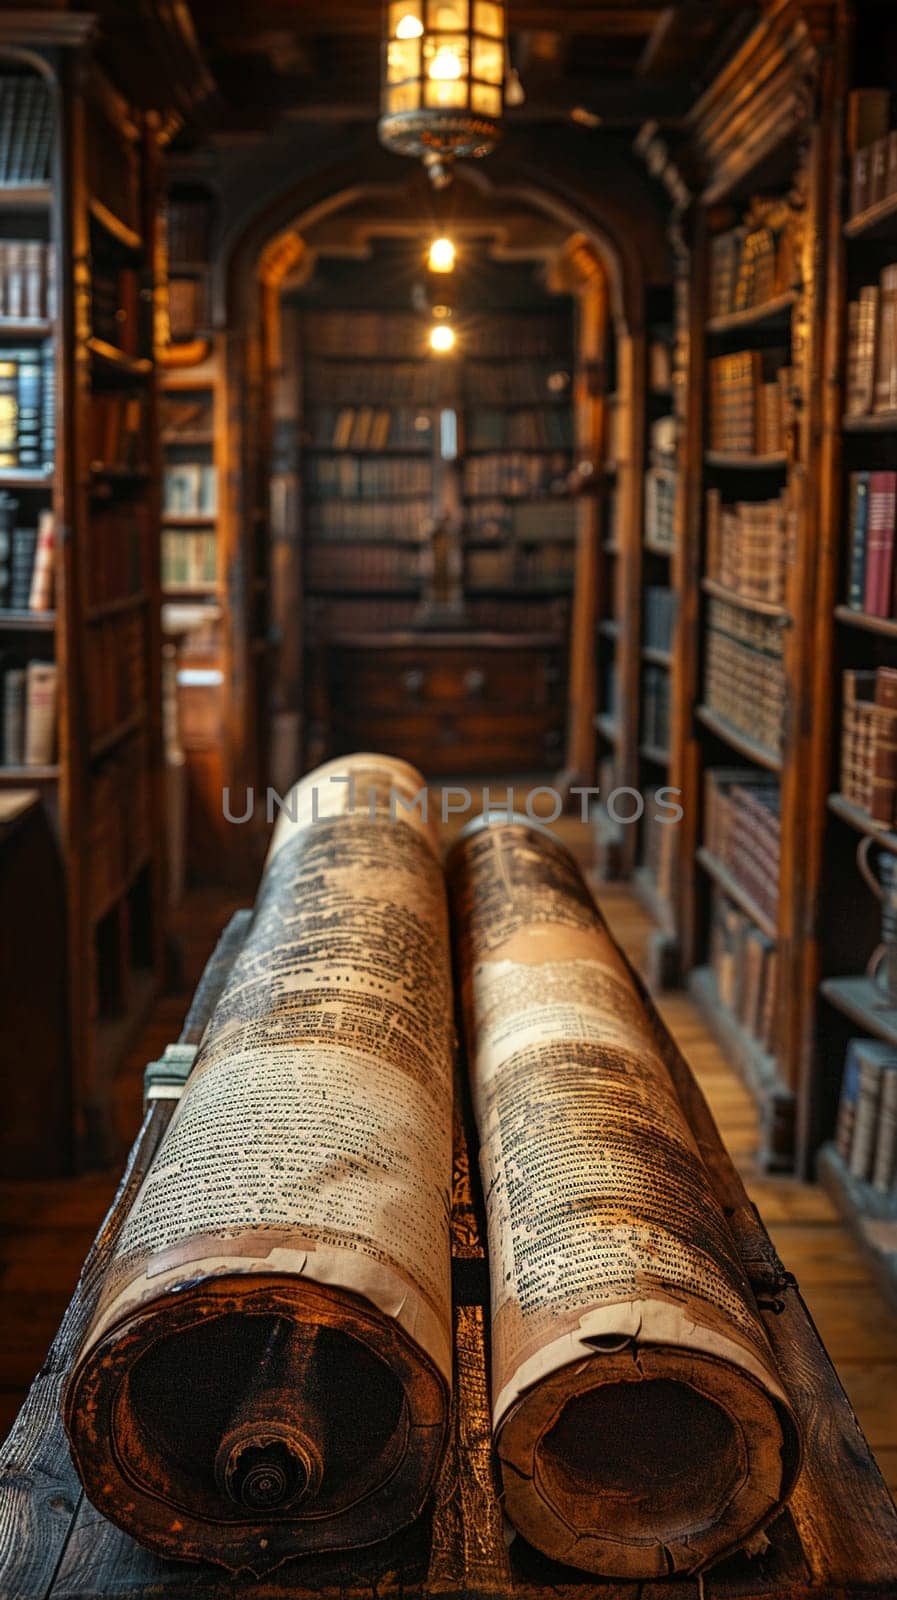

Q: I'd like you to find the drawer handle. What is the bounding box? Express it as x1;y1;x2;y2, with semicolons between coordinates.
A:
464;669;486;699
403;669;425;698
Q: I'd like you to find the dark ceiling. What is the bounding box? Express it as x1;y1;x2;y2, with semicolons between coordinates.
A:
84;1;762;142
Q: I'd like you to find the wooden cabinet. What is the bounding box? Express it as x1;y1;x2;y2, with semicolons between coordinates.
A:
323;633;565;775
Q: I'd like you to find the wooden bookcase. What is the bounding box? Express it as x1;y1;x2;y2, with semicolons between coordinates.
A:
0;17;165;1167
810;14;897;1305
653;1;841;1172
290;241;575;776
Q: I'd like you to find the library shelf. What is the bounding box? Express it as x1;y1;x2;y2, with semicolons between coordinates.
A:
640;741;671;767
696;844;778;941
817;1145;897;1316
595;713;621;745
843;189;897;241
704;450;789;471
827;792;897;855
0;609;56;630
0;318;53;338
834;605;897;639
642;644;672;668
842;411;897;433
705;289;797;335
688;965;794;1171
695;704;783;772
701;576;789;618
819;976;897;1048
162;513;218;529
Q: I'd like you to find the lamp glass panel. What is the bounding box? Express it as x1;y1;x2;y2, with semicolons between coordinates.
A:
471;82;501;115
387;82;422;112
424;34;468;77
388;38;421;82
427;0;469;28
424;75;468;107
389;1;423;37
472;36;503;84
473;2;503;37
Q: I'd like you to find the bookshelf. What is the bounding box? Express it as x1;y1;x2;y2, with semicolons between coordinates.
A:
665;3;837;1172
0;20;165;1168
632;288;678;970
812;47;897;1304
292;243;574;775
158;178;232;881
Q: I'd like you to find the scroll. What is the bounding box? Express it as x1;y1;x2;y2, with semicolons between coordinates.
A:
64;755;454;1575
447;814;801;1579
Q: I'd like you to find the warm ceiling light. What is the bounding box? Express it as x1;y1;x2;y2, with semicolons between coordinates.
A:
428;236;456;273
429;45;462;80
380;0;507;188
430;323;456;353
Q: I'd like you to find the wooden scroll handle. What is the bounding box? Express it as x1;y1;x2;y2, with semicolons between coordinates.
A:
214;1320;325;1512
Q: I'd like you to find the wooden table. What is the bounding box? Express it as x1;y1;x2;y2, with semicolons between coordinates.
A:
2;909;896;1599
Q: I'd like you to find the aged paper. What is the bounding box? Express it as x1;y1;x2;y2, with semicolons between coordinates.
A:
449;816;800;1579
65;755;454;1574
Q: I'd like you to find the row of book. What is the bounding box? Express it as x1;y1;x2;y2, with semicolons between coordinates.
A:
164;463;218;518
305;360;451;407
846;270;897;417
465;360;571;408
308;405;432;453
92;264;143;358
704;768;780;923
644;585;676;653
86;612;148;743
848;89;897;219
704;598;786;754
845;470;897;616
644;414;676;550
168;279;207;345
88;502;149;608
305;455;431;500
162;530;216;591
640;787;676;905
88;733;151;924
466;544;575;590
0;343;54;470
0;241;55;323
706;488;789;606
708;351;792;456
708;202;797;319
642;665;670;756
463;451;571;498
834;1038;897;1193
467;406;573;451
307;498;430;543
0;505;53;612
0;76;53;187
709;886;779;1058
161;392;213;440
309;594;569;636
467;498;578;543
840;667;897;826
90;393;148;476
167;197;213;265
305;310;570;361
1;658;56;767
307;544;420;593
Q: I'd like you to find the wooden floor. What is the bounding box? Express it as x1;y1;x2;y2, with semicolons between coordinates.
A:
1;827;896;1505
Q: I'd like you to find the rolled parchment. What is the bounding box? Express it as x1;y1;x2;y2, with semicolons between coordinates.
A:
64;755;453;1575
447;814;800;1579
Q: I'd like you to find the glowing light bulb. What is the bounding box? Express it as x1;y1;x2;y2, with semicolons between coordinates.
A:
430;323;456;354
396;13;424;38
428;237;456;273
429;46;462;80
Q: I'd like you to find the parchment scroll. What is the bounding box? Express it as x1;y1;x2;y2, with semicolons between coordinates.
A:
63;755;453;1575
447;813;800;1579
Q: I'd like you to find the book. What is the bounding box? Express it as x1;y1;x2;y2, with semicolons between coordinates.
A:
846;286;880;416
834;1041;863;1161
872;1059;897;1191
8;525;36;610
874;265;897;414
2;664;25;764
863;469;897;615
847;471;870;609
27;507;54;612
23;659;56;765
848;1040;897;1181
871;666;897;824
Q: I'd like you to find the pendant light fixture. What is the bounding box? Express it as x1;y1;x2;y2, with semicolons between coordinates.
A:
379;2;507;189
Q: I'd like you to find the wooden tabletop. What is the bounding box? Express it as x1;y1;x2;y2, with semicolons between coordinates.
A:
1;907;896;1599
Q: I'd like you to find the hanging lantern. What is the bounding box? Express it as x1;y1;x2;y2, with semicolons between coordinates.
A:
379;2;507;189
